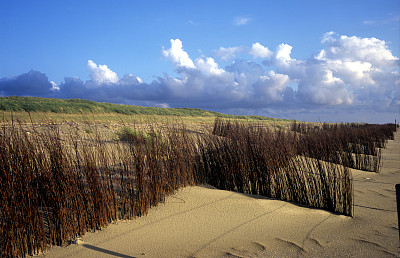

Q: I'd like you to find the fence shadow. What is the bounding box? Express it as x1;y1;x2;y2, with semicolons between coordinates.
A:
82;244;137;258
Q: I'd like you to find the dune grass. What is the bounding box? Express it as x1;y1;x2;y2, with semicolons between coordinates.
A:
202;119;354;215
0;96;290;122
0;115;396;257
293;121;396;172
0;120;198;257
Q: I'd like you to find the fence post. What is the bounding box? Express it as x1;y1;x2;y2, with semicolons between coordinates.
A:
396;184;400;249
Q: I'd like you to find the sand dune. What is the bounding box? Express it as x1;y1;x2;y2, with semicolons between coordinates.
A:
39;131;400;257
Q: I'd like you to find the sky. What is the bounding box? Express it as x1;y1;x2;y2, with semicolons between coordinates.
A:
1;0;399;123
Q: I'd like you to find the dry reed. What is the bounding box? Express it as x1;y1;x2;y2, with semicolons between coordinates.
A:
0;120;197;257
0;117;396;257
199;119;353;215
293;121;397;172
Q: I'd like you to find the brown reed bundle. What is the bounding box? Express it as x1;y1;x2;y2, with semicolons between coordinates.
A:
293;122;397;172
0;122;47;257
0;119;200;257
200;119;353;216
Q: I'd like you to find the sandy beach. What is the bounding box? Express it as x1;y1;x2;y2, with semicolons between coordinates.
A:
39;131;400;257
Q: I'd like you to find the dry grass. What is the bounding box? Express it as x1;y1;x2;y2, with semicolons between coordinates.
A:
293;121;396;172
199;119;353;215
0;116;396;257
0;119;197;257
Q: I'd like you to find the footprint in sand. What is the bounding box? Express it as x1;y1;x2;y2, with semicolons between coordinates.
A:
273;238;307;254
223;242;267;257
351;238;396;256
304;237;324;249
365;189;394;199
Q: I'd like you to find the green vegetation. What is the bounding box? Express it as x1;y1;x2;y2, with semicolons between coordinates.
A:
116;126;159;145
84;129;93;134
0;96;286;121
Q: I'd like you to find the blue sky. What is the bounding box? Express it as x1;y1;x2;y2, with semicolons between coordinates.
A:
1;0;399;123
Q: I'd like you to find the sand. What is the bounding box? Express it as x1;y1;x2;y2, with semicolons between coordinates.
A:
39;131;400;257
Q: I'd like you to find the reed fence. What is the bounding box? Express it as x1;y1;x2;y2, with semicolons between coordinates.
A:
0;118;396;257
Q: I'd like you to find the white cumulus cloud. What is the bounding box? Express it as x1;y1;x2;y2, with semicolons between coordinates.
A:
270;32;399;108
87;60;119;85
195;57;225;76
249;42;273;59
317;34;399;66
213;46;243;61
275;43;294;63
254;71;290;102
162;39;195;68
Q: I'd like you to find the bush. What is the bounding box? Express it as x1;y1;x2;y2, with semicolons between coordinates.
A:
116;126;162;147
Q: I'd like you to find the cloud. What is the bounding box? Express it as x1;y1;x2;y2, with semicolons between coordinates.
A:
363;14;400;28
321;31;337;43
275;43;294;63
120;74;143;85
257;32;400;110
0;33;398;123
0;70;54;97
316;34;398;66
162;39;195;68
213;46;243;61
195;57;226;76
249;43;273;59
296;68;352;106
50;81;59;91
254;71;291;103
233;16;251;26
362;20;375;25
87;60;119;85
